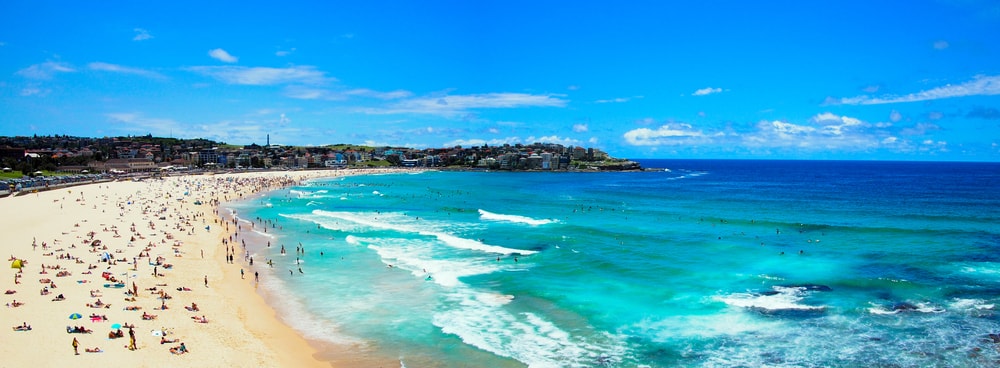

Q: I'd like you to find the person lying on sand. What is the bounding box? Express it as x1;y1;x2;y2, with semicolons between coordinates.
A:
12;322;31;331
85;347;102;353
191;315;208;323
67;326;93;334
169;342;188;354
141;312;157;320
160;336;179;344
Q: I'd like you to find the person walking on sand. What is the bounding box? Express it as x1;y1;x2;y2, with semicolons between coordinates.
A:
128;327;136;350
204;275;208;287
72;337;79;355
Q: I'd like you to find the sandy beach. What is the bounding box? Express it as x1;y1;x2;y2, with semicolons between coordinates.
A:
0;169;402;367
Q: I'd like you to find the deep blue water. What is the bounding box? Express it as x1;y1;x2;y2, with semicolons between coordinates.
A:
226;160;1000;367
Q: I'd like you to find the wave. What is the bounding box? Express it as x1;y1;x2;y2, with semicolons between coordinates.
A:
665;171;708;181
867;301;945;315
365;238;509;288
433;293;629;367
478;209;556;226
308;210;537;255
714;286;826;313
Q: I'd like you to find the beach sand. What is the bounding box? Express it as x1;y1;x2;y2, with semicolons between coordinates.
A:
0;169;406;367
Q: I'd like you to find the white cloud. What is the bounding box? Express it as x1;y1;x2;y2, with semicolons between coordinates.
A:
623;123;706;146
107;112;288;144
284;86;412;100
588;137;599;144
208;48;239;63
133;28;153;41
88;62;165;79
623;114;901;153
187;65;330;85
889;110;902;122
810;112;864;135
488;128;499;134
596;97;630;103
17;61;75;79
529;135;581;146
370;93;567;115
107;113;182;135
693;87;722;96
284;87;334;100
443;135;580;148
344;88;413;100
838;75;1000;105
933;40;949;50
573;124;588;132
276;47;296;57
444;139;488;147
20;86;49;96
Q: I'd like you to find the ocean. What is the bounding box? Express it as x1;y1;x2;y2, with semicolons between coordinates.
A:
224;159;1000;367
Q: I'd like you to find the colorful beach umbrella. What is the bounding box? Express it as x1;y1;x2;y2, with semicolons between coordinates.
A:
69;313;82;320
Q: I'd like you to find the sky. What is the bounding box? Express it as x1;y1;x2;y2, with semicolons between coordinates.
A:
1;1;999;161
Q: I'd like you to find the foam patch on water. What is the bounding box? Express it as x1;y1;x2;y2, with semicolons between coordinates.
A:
364;237;509;288
478;209;557;226
303;210;536;255
634;311;781;340
714;286;826;312
433;291;629;367
867;301;946;315
255;270;361;345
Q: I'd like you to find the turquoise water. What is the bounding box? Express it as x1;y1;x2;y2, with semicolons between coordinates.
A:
225;160;1000;367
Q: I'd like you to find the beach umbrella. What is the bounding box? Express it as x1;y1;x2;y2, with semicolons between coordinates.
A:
69;313;82;320
10;259;23;269
111;323;121;329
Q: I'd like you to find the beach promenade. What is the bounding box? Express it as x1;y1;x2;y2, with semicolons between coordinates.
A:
0;169;400;367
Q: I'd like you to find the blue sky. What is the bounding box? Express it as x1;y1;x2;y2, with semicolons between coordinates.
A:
2;1;999;160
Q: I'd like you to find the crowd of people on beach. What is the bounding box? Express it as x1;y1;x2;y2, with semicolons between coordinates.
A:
1;172;325;362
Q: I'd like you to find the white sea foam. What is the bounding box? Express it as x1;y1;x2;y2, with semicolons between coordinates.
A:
867;301;946;315
254;268;360;345
361;236;510;288
433;291;627;368
715;286;825;312
634;310;779;340
478;209;556;226
665;171;708;181
309;210;536;255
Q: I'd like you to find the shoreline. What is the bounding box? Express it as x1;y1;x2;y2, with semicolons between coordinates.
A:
0;168;414;367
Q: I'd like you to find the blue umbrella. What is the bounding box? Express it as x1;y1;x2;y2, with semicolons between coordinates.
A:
69;313;82;320
111;323;121;329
